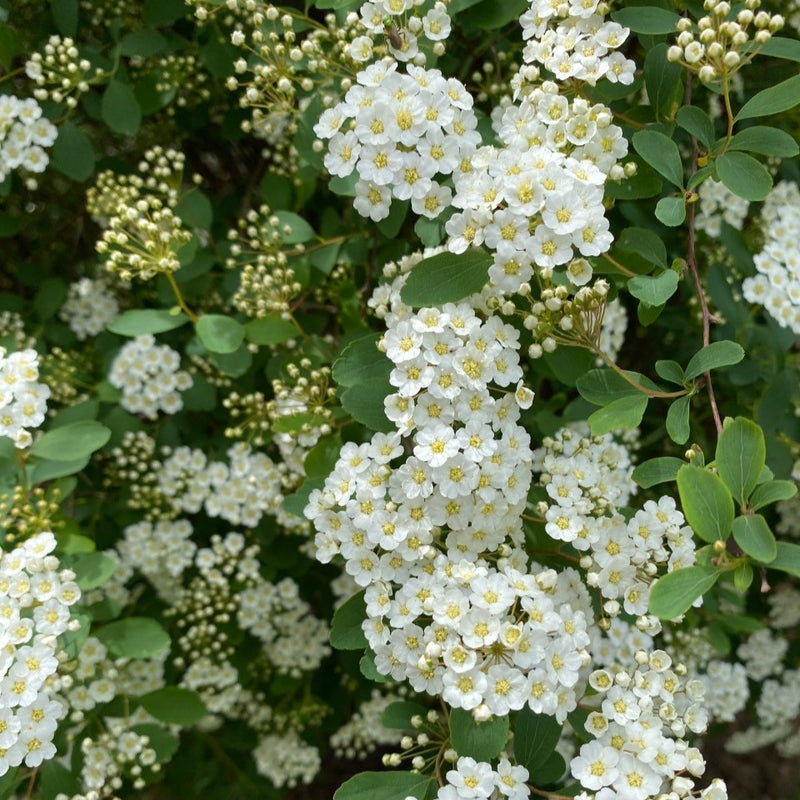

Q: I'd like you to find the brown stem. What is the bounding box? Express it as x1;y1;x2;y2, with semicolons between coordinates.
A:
594;349;687;399
684;73;723;437
23;768;38;800
529;787;573;800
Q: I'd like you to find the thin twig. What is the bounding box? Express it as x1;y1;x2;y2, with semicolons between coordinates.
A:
684;73;723;436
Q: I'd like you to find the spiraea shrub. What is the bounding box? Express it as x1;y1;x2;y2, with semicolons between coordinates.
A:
0;1;799;799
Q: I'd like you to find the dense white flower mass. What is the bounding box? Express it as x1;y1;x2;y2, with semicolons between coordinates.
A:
520;0;636;86
0;347;50;448
315;60;479;221
742;180;800;333
108;334;193;419
60;278;120;340
0;95;57;181
0;532;80;775
433;757;530;800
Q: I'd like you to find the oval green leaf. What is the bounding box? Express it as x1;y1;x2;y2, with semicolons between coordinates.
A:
449;707;509;762
101;81;142;137
649;566;720;619
628;271;679;307
140;687;208;726
676;464;734;543
333;771;435;800
30;420;111;462
610;6;680;33
716;151;772;201
632;130;684;188
728;126;799;158
196;314;246;354
588;394;648;436
715;416;765;504
771;542;800;579
666;394;691;445
514;707;562;772
400;248;491;307
632;456;684;488
330;591;368;650
684;340;745;381
732;514;777;564
749;479;797;511
655;196;686;227
97;617;170;658
108;309;189;337
735;74;800;121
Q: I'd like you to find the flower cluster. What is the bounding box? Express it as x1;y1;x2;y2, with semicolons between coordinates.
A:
742;180;800;333
520;0;636;86
667;0;784;83
431;756;530;800
445;82;626;297
0;347;50;448
154;442;290;529
87;147;193;281
59;278;120;340
571;652;723;800
0;95;57;181
0;532;80;775
355;1;452;62
307;267;609;721
315;60;479;221
532;424;696;620
109;335;193;419
25;35;103;108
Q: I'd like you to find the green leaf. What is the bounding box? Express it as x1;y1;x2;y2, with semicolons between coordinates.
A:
30;420;111;462
29;456;89;483
530;752;566;785
649;566;720;619
749;479;797;510
68;552;118;590
721;613;764;633
381;701;428;730
313;0;360;7
588;395;648;436
736;74;800;121
304;434;343;481
610;6;680;33
359;650;389;682
449;708;509;761
119;31;169;57
273;210;315;244
108;309;189;336
376;200;409;239
514;708;562;772
756;37;800;62
617;227;667;268
732;514;777;564
143;0;187;25
771;542;800;578
716;151;772;201
632;457;685;488
715;417;765;504
176;191;213;231
196;314;246;354
400;248;491;306
466;0;528;29
728;126;799;158
101;81;143;137
684;340;745;381
644;43;683;119
333;333;391;387
655;360;685;385
655;197;686;227
50;123;96;182
735;561;754;591
628;271;679;307
330;591;368;650
140;687;208;726
333;771;435;800
244;316;298;345
676;106;716;149
666;395;691;445
0;23;25;72
39;760;80;800
633;130;684;188
50;0;78;36
577;369;661;405
97;617;170;658
340;379;395;433
676;464;735;543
